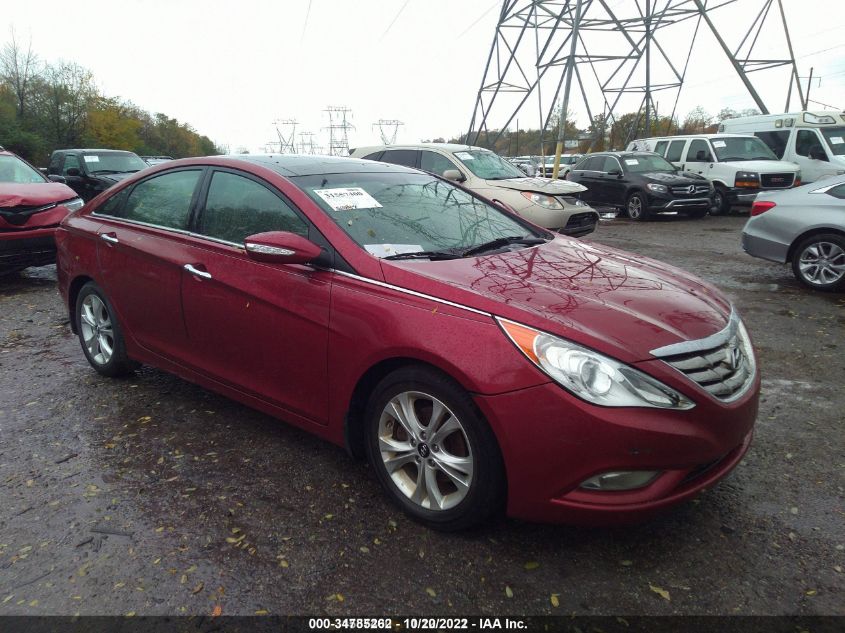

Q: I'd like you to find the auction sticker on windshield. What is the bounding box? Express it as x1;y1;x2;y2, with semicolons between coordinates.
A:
712;140;727;148
83;156;100;163
830;137;844;145
624;159;639;166
455;152;475;161
314;187;382;211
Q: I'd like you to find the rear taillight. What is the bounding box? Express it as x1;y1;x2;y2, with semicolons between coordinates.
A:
750;200;776;216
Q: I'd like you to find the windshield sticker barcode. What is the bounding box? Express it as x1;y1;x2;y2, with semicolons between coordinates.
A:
314;187;383;211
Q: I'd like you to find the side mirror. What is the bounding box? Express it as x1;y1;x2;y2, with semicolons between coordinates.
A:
607;169;622;177
442;169;466;182
66;168;81;177
48;174;67;184
809;145;828;162
695;150;712;161
244;231;322;265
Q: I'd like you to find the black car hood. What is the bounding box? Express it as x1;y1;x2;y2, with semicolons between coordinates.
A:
644;171;707;184
93;172;136;184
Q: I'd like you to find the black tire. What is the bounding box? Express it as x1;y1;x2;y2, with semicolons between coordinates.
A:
364;366;505;531
711;186;731;215
76;282;138;377
791;233;845;292
625;192;650;221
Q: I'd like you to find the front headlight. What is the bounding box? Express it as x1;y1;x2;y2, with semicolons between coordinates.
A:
521;191;563;210
62;197;85;212
646;183;668;193
561;196;585;207
498;318;695;409
735;171;760;188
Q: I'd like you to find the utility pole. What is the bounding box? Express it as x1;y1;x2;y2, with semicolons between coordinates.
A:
806;67;814;108
552;0;583;180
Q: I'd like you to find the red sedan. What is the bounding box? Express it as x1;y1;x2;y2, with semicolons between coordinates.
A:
55;155;759;530
1;147;83;275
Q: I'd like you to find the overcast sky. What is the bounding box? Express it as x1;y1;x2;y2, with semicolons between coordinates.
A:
1;0;842;153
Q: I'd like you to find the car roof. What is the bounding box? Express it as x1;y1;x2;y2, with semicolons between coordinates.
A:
55;148;141;154
635;134;758;141
232;154;420;177
581;151;658;158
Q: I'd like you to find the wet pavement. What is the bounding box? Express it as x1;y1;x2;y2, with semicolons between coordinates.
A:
0;214;843;616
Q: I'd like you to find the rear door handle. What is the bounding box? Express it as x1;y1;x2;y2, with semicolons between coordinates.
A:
183;263;212;280
99;233;119;245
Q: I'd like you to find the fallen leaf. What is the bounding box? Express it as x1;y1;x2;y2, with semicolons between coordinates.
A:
359;546;370;554
620;560;633;567
505;586;513;598
649;584;670;601
255;609;268;615
192;582;204;594
550;594;560;608
524;561;539;570
279;559;289;568
425;587;436;597
212;605;222;617
327;593;345;602
180;574;187;584
186;565;197;573
125;612;135;617
805;589;817;596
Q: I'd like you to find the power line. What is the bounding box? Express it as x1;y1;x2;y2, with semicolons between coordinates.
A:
380;0;411;41
456;0;501;39
301;0;313;45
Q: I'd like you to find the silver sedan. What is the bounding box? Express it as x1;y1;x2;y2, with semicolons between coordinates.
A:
742;176;845;292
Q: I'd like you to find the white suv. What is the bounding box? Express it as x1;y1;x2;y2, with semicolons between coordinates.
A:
349;143;599;237
627;134;801;214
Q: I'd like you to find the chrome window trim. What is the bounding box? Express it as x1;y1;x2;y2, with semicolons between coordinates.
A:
332;269;492;317
650;308;738;358
91;213;245;249
809;182;844;194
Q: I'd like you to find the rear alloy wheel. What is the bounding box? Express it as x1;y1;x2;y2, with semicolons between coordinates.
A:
626;192;649;221
792;234;845;292
77;282;137;377
711;186;731;215
364;367;504;531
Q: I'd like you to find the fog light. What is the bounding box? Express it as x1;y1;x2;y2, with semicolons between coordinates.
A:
579;470;660;491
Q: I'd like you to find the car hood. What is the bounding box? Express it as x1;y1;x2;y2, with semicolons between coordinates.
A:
719;160;799;173
0;182;76;207
643;171;708;184
93;172;136;184
485;177;586;194
381;237;731;364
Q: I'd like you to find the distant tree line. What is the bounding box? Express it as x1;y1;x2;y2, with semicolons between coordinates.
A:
0;32;222;166
443;105;760;156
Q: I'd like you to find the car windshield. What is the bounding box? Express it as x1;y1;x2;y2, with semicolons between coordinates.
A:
621;154;677;173
0;154;48;184
820;127;845;156
453;150;526;180
82;152;148;173
293;171;537;258
711;137;778;161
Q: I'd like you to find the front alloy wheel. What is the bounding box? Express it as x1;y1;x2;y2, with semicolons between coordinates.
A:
377;391;473;511
365;367;504;531
626;192;649;221
793;234;845;291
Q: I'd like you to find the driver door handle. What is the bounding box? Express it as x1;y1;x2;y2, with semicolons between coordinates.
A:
99;233;119;245
184;263;212;280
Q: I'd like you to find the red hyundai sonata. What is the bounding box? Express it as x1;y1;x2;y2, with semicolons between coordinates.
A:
55;155;759;530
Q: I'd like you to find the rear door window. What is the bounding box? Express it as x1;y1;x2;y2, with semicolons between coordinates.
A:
654;140;669;156
118;170;202;230
379;149;419;168
754;131;790;159
197;171;308;244
665;140;686;162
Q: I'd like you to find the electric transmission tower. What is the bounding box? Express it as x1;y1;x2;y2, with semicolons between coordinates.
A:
273;119;299;154
468;0;803;158
323;106;355;156
373;119;404;145
298;131;318;154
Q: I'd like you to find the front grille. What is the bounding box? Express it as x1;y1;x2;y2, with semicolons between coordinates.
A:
760;173;795;188
650;310;755;402
670;185;710;196
564;212;596;230
0;203;56;226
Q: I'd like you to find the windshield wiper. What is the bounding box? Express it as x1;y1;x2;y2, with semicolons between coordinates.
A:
382;250;462;261
460;235;547;257
90;169;127;174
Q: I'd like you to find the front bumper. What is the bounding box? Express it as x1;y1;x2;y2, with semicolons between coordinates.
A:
728;187;793;206
0;228;58;272
647;192;714;212
474;376;758;525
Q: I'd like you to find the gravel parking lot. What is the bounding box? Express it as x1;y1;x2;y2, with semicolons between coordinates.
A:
1;213;843;617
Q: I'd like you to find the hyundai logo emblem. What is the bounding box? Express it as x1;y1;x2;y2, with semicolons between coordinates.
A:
725;345;742;371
